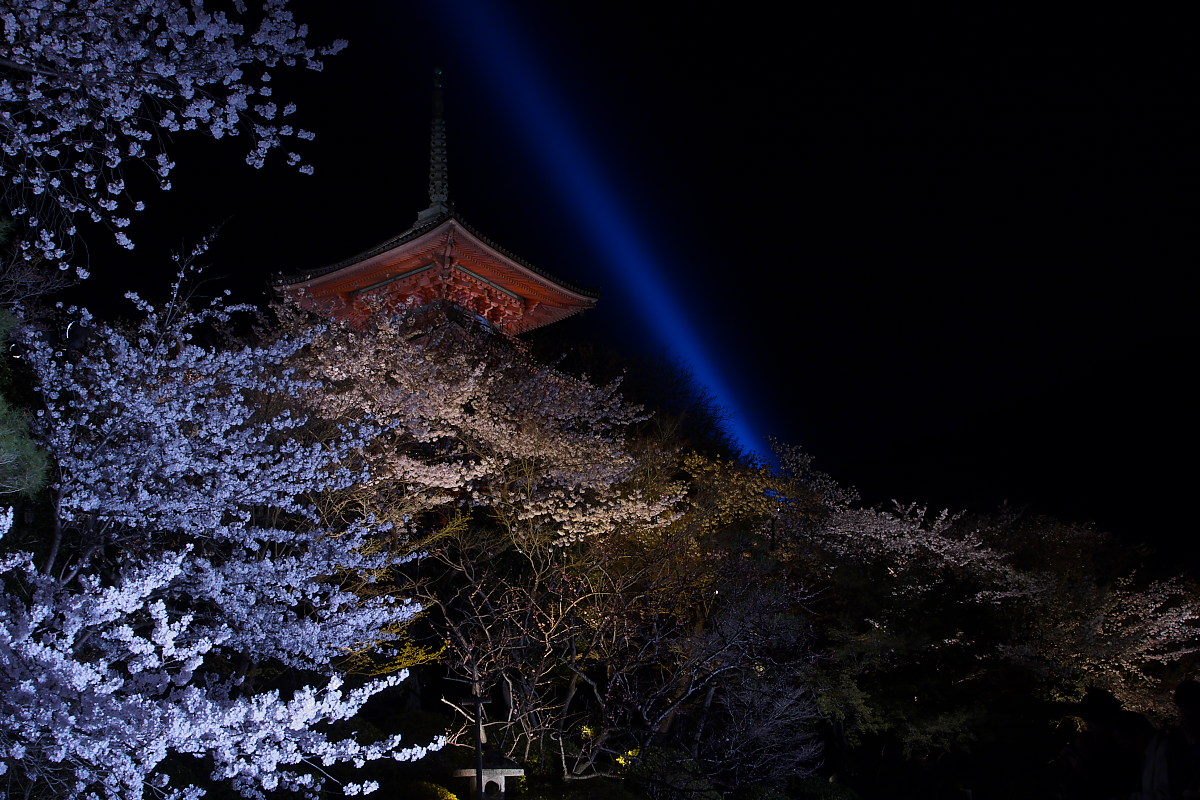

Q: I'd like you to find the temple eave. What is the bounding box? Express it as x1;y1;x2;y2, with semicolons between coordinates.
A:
513;304;589;334
275;216;597;334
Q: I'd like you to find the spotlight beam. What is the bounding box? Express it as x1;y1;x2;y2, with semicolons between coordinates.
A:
437;1;768;458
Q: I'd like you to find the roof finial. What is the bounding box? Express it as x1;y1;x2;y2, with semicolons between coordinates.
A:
418;67;450;223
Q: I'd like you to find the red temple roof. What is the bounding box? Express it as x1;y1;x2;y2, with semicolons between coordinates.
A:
271;70;598;336
271;210;598;335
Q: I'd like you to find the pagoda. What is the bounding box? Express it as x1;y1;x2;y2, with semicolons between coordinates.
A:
272;71;598;335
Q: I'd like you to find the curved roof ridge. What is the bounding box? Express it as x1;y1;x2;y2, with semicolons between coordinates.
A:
270;214;447;287
272;211;600;299
271;70;599;302
453;213;600;299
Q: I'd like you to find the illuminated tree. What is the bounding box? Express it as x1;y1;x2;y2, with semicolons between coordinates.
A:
283;305;827;789
0;290;434;800
994;516;1200;716
417;485;823;791
0;0;342;274
288;306;675;546
772;444;1200;774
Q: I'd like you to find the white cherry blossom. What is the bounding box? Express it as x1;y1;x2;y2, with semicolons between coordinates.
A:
0;0;342;273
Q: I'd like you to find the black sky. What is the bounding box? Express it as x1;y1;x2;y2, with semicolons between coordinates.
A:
64;3;1197;559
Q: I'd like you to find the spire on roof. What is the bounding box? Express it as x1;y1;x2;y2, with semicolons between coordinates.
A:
417;67;450;224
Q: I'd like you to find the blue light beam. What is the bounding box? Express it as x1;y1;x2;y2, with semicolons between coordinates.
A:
432;1;769;458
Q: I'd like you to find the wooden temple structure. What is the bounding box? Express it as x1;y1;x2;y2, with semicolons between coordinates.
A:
272;71;598;335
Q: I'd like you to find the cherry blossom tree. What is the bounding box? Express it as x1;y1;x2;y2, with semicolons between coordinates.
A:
286;306;678;548
298;321;827;791
994;516;1200;715
772;443;1200;773
283;308;823;786
0;0;343;275
415;456;794;788
0;289;436;799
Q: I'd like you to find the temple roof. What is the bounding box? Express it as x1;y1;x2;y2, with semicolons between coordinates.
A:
270;209;599;334
270;69;598;335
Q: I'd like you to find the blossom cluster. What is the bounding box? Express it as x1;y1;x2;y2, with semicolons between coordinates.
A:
0;0;343;271
775;442;1200;717
291;310;681;547
1;296;429;798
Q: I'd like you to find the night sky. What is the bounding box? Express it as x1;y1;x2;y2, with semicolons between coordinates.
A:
61;3;1197;560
